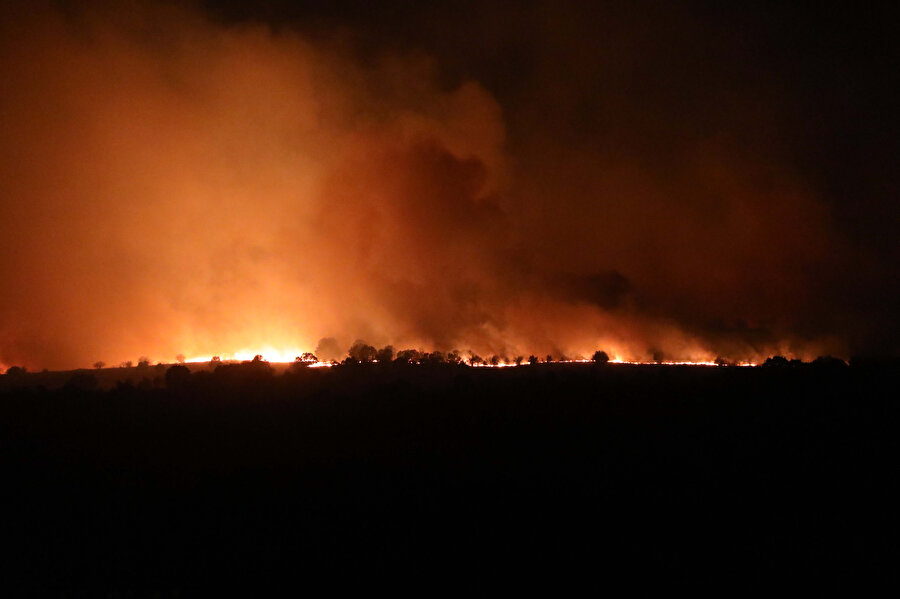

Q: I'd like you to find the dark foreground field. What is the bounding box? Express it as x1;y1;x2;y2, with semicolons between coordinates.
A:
1;361;898;592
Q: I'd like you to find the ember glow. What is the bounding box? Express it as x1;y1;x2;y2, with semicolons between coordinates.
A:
0;2;897;371
184;349;309;365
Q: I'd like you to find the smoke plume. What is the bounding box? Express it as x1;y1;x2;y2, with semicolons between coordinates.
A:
0;2;894;369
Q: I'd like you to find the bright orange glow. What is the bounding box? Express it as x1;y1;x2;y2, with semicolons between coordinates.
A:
0;3;853;373
185;347;308;364
174;349;755;368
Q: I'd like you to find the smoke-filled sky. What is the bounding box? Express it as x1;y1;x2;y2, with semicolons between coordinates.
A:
1;0;897;369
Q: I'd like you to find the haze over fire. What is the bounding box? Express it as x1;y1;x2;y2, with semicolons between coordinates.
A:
1;2;897;370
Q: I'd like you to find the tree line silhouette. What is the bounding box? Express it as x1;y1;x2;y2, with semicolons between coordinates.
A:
1;347;857;381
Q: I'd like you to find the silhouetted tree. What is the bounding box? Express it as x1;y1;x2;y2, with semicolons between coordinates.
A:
489;355;500;366
209;356;222;368
348;341;377;363
469;354;483;366
546;354;553;363
137;356;151;368
292;353;317;369
396;349;421;364
375;346;394;363
4;365;26;376
592;350;610;365
423;351;446;365
93;361;105;370
528;355;538;365
176;354;186;364
514;356;524;366
120;361;133;368
447;351;463;365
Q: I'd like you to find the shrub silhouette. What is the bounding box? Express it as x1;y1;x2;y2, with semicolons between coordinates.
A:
763;356;790;367
813;355;847;368
592;350;610;365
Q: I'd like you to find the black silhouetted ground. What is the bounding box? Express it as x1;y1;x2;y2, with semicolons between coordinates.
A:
1;361;898;593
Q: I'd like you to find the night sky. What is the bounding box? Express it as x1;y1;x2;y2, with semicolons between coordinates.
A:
1;0;897;369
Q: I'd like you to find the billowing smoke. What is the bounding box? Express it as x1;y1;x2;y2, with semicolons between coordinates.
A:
0;2;894;370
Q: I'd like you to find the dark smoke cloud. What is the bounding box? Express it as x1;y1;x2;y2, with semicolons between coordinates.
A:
1;1;896;370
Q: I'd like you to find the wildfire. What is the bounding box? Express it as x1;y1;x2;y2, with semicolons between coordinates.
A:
184;347;309;364
169;350;755;369
471;359;756;367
